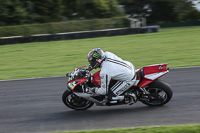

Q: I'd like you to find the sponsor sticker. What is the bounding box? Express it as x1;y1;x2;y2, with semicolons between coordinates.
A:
97;59;103;63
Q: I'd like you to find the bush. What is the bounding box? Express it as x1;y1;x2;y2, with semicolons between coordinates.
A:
0;17;130;37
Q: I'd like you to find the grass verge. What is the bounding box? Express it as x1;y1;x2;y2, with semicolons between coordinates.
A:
54;124;200;133
0;26;200;80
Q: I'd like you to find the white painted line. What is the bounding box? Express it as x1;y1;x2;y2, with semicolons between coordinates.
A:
169;66;200;69
0;66;200;82
0;75;65;82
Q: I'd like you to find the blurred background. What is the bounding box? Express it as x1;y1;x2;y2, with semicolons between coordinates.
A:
0;0;200;37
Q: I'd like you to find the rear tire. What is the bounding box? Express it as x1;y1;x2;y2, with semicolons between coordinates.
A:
140;79;173;106
62;90;94;110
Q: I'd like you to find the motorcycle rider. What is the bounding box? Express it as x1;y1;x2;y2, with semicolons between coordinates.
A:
87;48;137;103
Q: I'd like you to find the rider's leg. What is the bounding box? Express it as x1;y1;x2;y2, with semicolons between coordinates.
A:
107;78;136;101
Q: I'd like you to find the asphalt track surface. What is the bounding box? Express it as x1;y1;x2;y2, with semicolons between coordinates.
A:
0;67;200;133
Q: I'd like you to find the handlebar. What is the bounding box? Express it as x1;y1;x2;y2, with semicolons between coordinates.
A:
66;64;93;80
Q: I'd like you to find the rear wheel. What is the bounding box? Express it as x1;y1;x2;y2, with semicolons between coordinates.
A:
62;90;94;110
140;79;173;106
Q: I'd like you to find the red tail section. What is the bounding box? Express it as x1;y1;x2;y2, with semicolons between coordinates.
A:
136;63;168;87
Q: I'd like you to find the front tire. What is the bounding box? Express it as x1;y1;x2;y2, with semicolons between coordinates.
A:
62;90;94;110
140;79;173;106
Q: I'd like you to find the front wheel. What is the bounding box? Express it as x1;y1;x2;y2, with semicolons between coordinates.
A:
62;90;94;110
140;79;173;106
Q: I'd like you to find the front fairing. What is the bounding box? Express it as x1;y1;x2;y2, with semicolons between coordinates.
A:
92;70;101;87
67;78;87;92
66;66;101;93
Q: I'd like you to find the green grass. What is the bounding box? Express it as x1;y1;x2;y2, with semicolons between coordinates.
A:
55;124;200;133
0;26;200;80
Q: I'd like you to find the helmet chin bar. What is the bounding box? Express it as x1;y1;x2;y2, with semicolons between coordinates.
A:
94;58;104;69
93;62;100;69
89;59;99;69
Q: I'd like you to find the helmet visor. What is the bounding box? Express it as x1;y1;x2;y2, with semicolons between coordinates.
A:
89;58;96;68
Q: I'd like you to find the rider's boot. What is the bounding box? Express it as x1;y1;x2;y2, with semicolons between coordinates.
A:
108;91;137;105
111;96;124;101
107;91;124;102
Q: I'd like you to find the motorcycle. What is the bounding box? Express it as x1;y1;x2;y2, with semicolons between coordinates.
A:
62;63;173;110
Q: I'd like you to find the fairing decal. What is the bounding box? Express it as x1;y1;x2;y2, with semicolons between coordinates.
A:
67;78;87;91
144;71;168;80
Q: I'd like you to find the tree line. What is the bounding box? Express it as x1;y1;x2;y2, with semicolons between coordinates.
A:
0;0;199;26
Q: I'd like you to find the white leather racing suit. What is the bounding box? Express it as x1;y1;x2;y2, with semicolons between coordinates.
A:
94;52;136;96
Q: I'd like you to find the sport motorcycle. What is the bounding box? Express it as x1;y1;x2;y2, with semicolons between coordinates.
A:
62;63;173;110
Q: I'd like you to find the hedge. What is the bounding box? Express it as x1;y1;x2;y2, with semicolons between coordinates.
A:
158;21;200;28
0;17;130;37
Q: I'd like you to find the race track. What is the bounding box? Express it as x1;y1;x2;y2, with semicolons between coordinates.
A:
0;67;200;133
